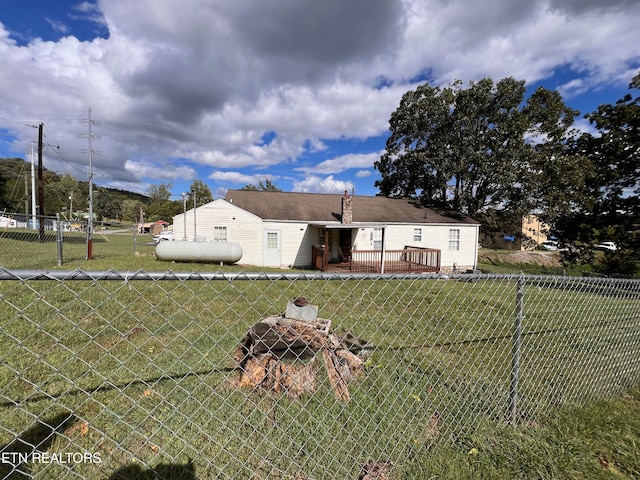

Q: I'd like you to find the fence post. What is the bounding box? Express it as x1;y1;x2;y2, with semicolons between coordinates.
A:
509;274;525;423
133;225;137;254
56;213;63;266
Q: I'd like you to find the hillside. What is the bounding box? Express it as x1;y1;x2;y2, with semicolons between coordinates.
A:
1;157;149;217
477;249;569;275
479;250;562;268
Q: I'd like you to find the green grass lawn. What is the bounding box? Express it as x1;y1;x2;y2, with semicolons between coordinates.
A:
402;385;640;479
1;233;640;478
0;230;285;272
1;271;639;479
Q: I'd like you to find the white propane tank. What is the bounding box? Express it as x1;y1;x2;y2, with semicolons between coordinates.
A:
156;241;243;264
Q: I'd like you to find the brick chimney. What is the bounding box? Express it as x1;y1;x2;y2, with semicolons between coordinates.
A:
341;190;352;224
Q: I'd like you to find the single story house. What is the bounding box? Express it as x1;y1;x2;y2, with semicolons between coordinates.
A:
0;215;18;228
138;221;170;235
172;190;480;273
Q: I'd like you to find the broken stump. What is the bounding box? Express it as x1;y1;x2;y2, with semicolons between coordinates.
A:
234;299;369;402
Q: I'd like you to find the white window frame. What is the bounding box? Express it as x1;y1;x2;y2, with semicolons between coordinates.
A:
373;228;383;250
213;226;227;242
413;228;422;242
449;228;460;251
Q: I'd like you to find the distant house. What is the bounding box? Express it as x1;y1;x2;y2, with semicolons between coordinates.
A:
172;190;480;273
0;214;31;229
139;221;171;235
480;213;551;250
0;215;18;228
521;214;551;249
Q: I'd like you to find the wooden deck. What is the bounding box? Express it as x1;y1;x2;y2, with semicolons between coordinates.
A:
313;245;441;273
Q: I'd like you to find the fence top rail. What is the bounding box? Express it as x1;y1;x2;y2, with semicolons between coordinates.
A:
0;211;59;220
353;248;440;253
0;268;638;285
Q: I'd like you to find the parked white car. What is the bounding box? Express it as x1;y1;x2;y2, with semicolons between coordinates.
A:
540;241;558;251
154;231;175;242
594;241;617;252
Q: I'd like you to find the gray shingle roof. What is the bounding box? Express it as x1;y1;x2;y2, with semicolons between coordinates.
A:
224;190;479;225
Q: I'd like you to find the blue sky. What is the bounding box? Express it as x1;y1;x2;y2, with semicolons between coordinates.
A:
0;0;638;201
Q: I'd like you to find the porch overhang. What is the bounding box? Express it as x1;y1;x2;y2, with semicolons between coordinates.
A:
309;222;388;229
310;223;390;273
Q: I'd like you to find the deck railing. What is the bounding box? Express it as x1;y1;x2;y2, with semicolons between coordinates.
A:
311;244;328;271
351;246;441;273
312;245;441;273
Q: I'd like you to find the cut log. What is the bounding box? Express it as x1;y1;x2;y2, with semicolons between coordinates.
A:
322;348;351;403
235;354;318;399
333;348;365;382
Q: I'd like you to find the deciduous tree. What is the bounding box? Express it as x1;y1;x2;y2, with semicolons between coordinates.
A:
241;178;282;192
555;72;639;275
146;183;173;205
189;179;213;207
375;77;583;220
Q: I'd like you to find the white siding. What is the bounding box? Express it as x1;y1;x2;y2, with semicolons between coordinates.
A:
174;199;479;270
173;199;264;265
263;221;314;267
173;200;319;267
352;224;479;270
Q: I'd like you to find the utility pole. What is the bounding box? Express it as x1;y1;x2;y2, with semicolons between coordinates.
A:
37;123;45;242
23;171;28;216
82;108;98;260
30;141;37;230
182;192;188;241
87;109;94;259
192;189;197;240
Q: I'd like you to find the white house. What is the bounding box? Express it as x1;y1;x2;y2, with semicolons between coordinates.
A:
0;215;18;228
172;190;480;273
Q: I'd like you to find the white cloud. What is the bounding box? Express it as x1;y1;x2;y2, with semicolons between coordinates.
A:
124;159;197;181
390;0;640;92
293;175;355;194
208;171;279;186
295;150;384;175
45;18;69;34
0;0;638;195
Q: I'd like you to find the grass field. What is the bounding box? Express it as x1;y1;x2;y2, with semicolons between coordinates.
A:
1;232;640;478
0;229;285;272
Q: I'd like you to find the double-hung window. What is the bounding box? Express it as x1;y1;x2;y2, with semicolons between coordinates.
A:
373;228;383;250
213;226;227;242
449;229;460;251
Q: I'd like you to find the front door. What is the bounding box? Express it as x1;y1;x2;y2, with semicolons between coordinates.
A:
263;230;281;266
339;229;352;261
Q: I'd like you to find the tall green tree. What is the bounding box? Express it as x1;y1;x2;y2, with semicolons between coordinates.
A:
375;77;583;219
93;188;122;220
44;174;80;216
189;179;213;207
241;178;282;191
145;182;176;220
122;199;145;223
583;75;639;223
555;72;640;275
146;183;173;205
0;157;32;212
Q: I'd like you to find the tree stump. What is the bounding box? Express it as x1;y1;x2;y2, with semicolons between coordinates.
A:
234;313;368;402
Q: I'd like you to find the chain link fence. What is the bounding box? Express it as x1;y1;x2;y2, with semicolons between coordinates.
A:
1;270;639;479
0;213;84;268
0;213;157;269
